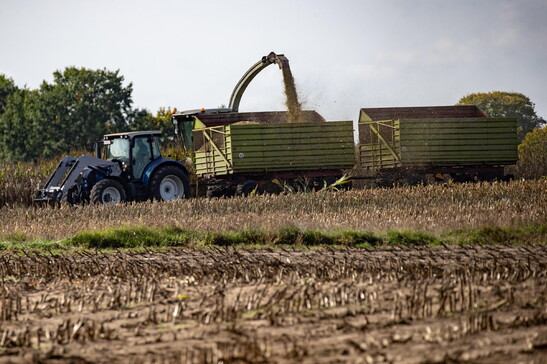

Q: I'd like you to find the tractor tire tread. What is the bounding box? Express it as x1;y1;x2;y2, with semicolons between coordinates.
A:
90;179;126;205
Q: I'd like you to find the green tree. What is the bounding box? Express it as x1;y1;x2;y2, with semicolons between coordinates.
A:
35;67;133;157
127;106;177;141
0;74;18;114
0;88;42;161
457;91;546;141
509;128;547;179
153;107;177;140
0;67;170;162
127;108;156;132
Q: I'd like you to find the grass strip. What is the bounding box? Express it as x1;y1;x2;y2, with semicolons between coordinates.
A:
0;224;545;251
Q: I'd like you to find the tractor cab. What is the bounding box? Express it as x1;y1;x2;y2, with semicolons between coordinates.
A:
97;131;162;181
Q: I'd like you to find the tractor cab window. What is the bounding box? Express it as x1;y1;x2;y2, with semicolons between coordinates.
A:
106;138;130;162
151;138;161;160
132;137;153;179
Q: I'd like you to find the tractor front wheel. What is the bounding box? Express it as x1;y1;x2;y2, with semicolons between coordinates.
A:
150;166;191;201
90;179;127;205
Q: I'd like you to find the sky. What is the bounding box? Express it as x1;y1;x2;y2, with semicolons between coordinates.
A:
1;0;546;123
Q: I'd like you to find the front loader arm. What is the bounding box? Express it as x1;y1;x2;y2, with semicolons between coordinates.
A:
35;155;118;203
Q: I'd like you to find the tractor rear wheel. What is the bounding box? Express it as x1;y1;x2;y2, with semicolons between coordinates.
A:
150;166;190;201
90;179;126;205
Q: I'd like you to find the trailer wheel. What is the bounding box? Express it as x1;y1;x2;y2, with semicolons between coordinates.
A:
262;181;283;195
236;180;260;196
150;165;190;201
91;179;126;205
402;174;424;186
206;185;227;198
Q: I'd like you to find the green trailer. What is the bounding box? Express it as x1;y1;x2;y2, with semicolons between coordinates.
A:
358;106;518;183
192;120;355;196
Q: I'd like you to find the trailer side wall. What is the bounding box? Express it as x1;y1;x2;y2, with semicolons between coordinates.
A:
399;117;517;165
195;121;355;177
359;117;518;169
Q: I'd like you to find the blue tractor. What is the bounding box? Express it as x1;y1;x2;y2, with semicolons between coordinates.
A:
35;131;190;205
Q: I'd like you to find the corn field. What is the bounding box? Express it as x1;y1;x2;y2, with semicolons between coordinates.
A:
0;179;545;241
0;246;545;363
1;159;546;363
0;158;58;208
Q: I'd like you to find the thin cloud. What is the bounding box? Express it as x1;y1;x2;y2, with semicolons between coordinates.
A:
347;63;397;81
375;50;419;65
426;37;481;64
492;27;520;48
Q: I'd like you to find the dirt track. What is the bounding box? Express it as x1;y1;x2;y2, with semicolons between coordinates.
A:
1;245;546;363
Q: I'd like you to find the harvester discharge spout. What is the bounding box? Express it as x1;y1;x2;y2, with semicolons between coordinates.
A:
228;52;290;112
262;52;289;69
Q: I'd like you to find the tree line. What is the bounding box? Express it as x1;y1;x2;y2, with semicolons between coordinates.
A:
0;68;174;162
0;67;545;163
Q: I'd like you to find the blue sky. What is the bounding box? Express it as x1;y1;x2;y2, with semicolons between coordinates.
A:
1;0;546;122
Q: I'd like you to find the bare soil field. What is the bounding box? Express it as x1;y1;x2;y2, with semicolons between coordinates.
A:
1;245;545;363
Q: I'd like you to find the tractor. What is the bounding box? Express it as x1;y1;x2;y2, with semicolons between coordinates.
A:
35;131;190;205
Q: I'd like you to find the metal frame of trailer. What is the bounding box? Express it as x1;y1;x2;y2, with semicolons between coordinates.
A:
357;106;518;183
193;121;356;195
